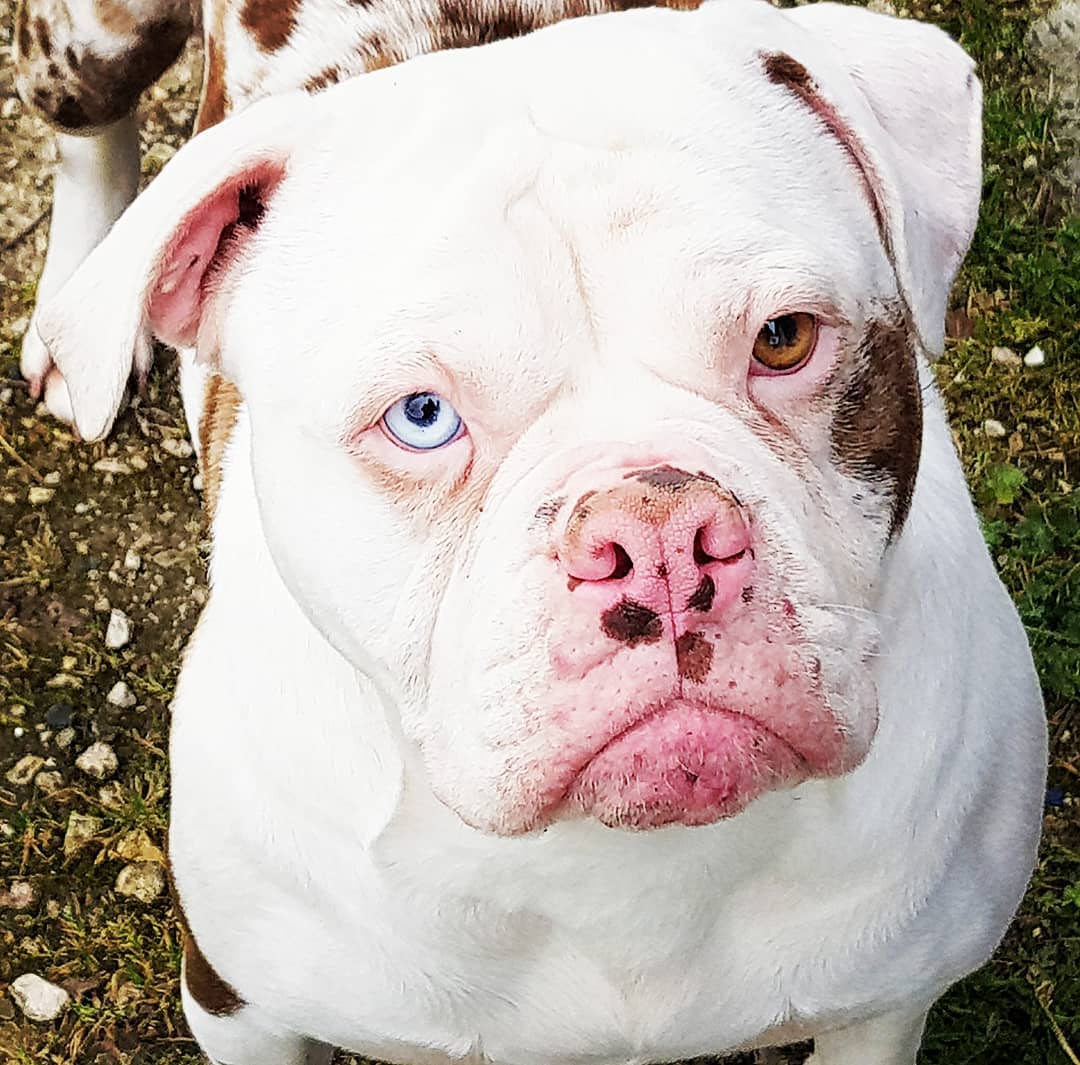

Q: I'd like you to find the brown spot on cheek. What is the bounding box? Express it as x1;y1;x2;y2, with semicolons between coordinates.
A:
831;318;922;539
601;600;663;646
676;631;713;682
241;0;301;53
630;464;695;490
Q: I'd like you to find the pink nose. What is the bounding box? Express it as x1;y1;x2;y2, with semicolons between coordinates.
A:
558;466;754;633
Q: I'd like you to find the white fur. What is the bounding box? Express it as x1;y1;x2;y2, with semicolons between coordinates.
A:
37;4;1046;1064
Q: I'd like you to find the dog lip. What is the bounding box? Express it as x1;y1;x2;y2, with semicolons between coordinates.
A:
556;697;809;809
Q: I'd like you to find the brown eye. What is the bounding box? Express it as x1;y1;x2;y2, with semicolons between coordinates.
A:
752;313;817;372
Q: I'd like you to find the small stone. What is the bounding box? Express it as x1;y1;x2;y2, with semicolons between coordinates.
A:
92;457;132;475
192;473;204;492
129;454;148;472
74;501;90;515
46;672;81;690
151;549;185;569
98;781;125;809
983;419;1007;438
0;881;37;910
122;549;142;573
63;813;101;857
105;609;133;650
28;486;54;505
1022;153;1039;171
991;346;1022;366
6;755;44;786
1;97;20;119
1024;345;1046;367
113;829;165;865
115;862;166;903
46;702;75;729
55;728;76;750
161;436;194;459
35;771;63;796
61;655;77;671
10;974;69;1022
75;742;118;781
106;681;137;709
94;596;111;613
0;387;11;405
43;471;61;486
13;726;24;739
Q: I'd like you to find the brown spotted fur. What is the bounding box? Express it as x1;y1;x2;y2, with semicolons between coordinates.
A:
830;318;923;538
198;374;243;520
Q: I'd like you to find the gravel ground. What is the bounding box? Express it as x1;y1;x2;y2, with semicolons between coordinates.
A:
0;0;1078;1063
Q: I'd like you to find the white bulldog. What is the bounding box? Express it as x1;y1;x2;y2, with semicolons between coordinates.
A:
37;3;1047;1064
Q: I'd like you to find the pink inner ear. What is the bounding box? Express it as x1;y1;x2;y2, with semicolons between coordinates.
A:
147;161;285;349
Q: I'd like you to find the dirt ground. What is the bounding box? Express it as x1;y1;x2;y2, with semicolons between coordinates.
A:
0;1;1078;1063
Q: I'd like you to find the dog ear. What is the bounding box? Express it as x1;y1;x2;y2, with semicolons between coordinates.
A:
36;91;311;441
773;3;982;358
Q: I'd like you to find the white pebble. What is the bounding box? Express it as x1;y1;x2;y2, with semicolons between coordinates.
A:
1024;345;1045;367
43;471;61;486
5;754;44;786
123;549;142;573
192;473;203;492
75;742;118;781
63;812;101;856
106;681;137;709
105;609;133;650
13;726;25;739
74;502;90;515
983;419;1007;438
27;486;54;505
55;728;76;750
115;861;167;903
92;457;132;475
991;346;1022;366
11;974;69;1022
161;436;194;459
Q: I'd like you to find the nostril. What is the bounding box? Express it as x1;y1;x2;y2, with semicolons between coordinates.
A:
694;527;748;566
693;528;715;566
608;543;633;580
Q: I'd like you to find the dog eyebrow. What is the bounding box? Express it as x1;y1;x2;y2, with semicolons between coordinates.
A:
758;51;892;264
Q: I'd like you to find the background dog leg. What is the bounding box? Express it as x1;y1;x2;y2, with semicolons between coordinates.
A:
181;975;335;1065
12;0;193;425
20;118;140;419
807;1004;931;1065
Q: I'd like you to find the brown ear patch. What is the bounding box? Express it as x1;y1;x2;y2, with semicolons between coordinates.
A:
760;50;890;259
830;318;922;538
198;374;243;521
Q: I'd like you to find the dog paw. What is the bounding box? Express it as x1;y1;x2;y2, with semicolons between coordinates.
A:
21;315;154;437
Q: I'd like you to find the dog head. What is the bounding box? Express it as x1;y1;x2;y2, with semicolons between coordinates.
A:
40;0;981;835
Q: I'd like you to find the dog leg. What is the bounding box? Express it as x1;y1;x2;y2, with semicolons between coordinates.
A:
13;0;193;424
181;973;335;1065
20;119;141;420
807;1004;931;1065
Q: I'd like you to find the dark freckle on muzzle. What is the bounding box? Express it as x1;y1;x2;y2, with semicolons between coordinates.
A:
676;631;714;681
601;599;663;646
686;574;716;612
534;496;566;526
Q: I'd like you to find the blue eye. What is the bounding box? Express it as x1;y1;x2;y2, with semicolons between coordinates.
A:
381;392;463;450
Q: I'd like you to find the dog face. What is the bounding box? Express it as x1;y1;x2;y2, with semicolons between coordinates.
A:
40;1;982;835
